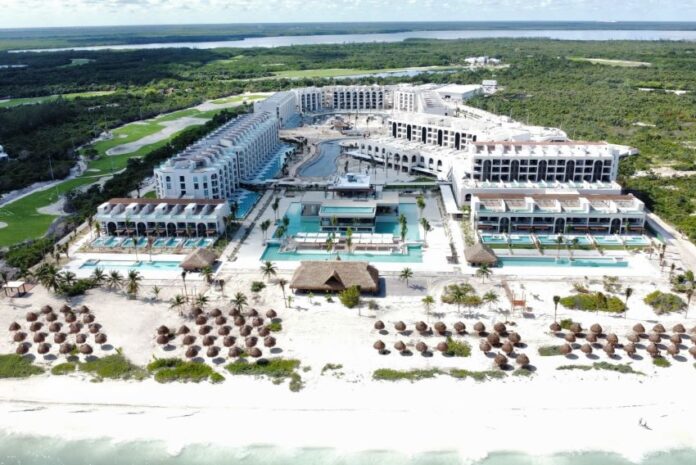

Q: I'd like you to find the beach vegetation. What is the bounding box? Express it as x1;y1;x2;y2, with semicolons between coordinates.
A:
367;300;379;310
148;358;222;383
251;281;266;293
445;337;472;357
538;345;565;356
373;368;442;381
0;354;44;378
321;363;344;376
559;319;574;330
267;321;282;332
653;357;671;368
643;291;686;314
339;285;361;308
559;292;626;313
558;362;644;375
225;358;303;391
51;362;77;375
79;354;147;380
449;369;506;381
513;368;534;377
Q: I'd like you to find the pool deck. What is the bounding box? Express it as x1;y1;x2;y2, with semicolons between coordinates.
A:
63;252;198;280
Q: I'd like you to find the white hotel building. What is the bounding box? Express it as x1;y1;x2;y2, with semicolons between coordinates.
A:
154;112;281;200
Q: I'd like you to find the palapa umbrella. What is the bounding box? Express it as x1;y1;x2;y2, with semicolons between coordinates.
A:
690;326;696;334
415;321;428;333
569;323;582;334
373;340;386;352
229;308;241;317
436;341;449;353
648;332;661;343
65;312;77;323
228;346;243;358
186;346;198;358
653;324;666;334
89;323;101;334
79;305;90;314
415;341;428;353
45;313;58;322
494;353;508;367
624;342;636;356
79;344;93;355
29;322;42;332
42;305;54;314
394;341;406;352
501;341;514;355
206;346;220;358
234;317;246;327
689;346;696;359
252;317;264;328
590;323;603;335
249;347;262;358
646;343;659;357
13;332;26;342
264;336;276;348
215;316;227;326
240;325;252;337
670;333;682;345
632;323;646;334
585;332;598;343
218;326;231;336
157;325;170;335
245;336;258;348
474;322;486;334
626;333;640;343
54;333;66;344
82;314;95;324
266;309;277;319
434;322;447;335
177;325;191;335
394;321;406;332
9;322;20;331
673;323;686;334
564;333;576;343
48;322;61;333
603;343;615;356
156;334;169;345
493;322;506;334
37;343;50;355
182;335;196;346
59;343;73;354
195;315;208;326
16;343;29;355
58;304;70;313
516;354;530;367
210;308;222;318
33;332;46;343
454;322;466;335
691;334;696;344
581;343;593;355
508;332;521;345
487;333;500;346
479;340;492;353
667;344;679;356
560;344;573;355
606;333;619;345
549;322;561;332
223;336;236;347
95;333;107;344
258;327;270;337
202;335;215;346
198;325;211;335
246;308;259;317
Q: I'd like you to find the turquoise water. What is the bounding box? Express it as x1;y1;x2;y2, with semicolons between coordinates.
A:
499;257;628;268
320;205;375;215
622;235;651;246
231;189;261;219
481;234;507;245
298;141;341;177
183;238;214;248
261;244;423;263
79;259;182;271
0;435;694;465
537;235;593;246
593;236;622;245
152;238;182;248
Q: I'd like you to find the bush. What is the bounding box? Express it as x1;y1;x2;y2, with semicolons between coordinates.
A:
445;337;471;357
538;345;564;356
653;357;671;368
149;359;220;383
4;238;55;270
226;358;303;391
559;319;574;330
51;362;77;375
79;354;147;380
558;362;644;375
0;354;44;378
59;278;95;297
367;300;379;310
449;369;505;381
267;321;282;332
251;281;266;293
512;368;534;377
560;292;625;313
339;285;361;308
147;358;183;371
643;291;685;314
321;363;343;374
373;368;442;381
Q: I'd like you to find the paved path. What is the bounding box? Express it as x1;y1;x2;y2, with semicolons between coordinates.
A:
647;212;696;271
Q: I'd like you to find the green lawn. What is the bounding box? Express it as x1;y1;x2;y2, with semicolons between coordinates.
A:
0;91;115;108
210;94;266;105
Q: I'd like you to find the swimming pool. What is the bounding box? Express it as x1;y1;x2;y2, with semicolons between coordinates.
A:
230;189;260;219
183;238;215;248
593;235;623;246
79;259;183;272
261;244;423;263
91;236;124;248
481;234;508;245
298;140;341;177
499;256;628;268
537;235;593;246
320;205;376;215
621;235;651;246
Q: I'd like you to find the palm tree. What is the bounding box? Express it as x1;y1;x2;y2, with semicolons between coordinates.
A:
151;285;162;301
271;197;280;222
555;235;564;258
287;295;294;309
195;294;210;309
400;222;408;242
59;271;76;287
552;295;561;322
223;215;232;240
261;261;277;281
107;270;123;291
325;235;334;253
277;278;288;308
180;270;188;301
201;266;213;284
36;263;60;292
231;292;248;312
624;287;633;318
422;295;435;320
686;286;693;318
475;264;492;283
230;201;239;223
483;290;499;310
260;219;271;244
94;221;101;238
90;267;106;287
420;218;431;244
345;227;353;254
399;267;414;287
450;285;468;315
126;270;142;298
146;236;155;262
169;294;186;315
416;195;426;218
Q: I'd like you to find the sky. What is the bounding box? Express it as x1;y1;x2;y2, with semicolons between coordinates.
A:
0;0;694;29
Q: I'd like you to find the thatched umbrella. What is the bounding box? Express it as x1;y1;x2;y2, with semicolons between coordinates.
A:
229;308;241;317
264;336;276;348
45;313;58;322
185;346;198;358
516;354;530;367
13;332;26;342
581;343;593;355
218;326;231;336
632;323;646;335
16;343;29;355
691;334;696;345
374;320;385;331
234;317;246;327
202;335;215;346
564;333;576;343
95;333;107;344
493;322;506;334
494;353;508;367
653;324;666;334
156;334;169;345
549;322;561;333
198;325;211;335
626;333;640;343
606;333;619;345
33;332;46;343
251;317;264;328
42;305;54;314
215;316;227;326
37;343;50;355
29;322;43;332
249;347;262;358
454;322;466;335
258;327;270;337
646;343;659;357
560;343;573;355
689;346;696;359
82;314;95;324
508;332;521;345
182;335;196;346
157;325;170;335
79;305;90;314
590;323;603;335
9;322;20;331
206;346;220;358
501;341;514;355
195;315;207;326
487;333;500;346
603;343;615;356
691;326;696;334
246;308;259;317
240;325;252;337
570;323;582;334
228;346;243;358
670;333;682;345
54;333;66;344
67;325;82;336
48;322;61;333
479;340;492;353
65;312;76;323
474;322;486;334
394;321;406;332
79;344;93;355
210;308;222;318
434;322;447;335
223;336;236;347
415;341;428;353
58;304;70;313
89;323;101;334
667;344;679;356
415;321;428;333
648;332;661;343
266;309;277;319
394;341;406;352
26;312;38;322
624;342;637;357
245;336;258;348
191;307;203;317
373;340;386;352
59;343;73;354
585;332;598;344
673;323;686;334
177;325;191;335
436;341;449;353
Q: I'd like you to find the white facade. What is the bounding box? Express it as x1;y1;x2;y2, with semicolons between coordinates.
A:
323;85;387;111
254;91;296;127
292;87;323;113
155;112;280;200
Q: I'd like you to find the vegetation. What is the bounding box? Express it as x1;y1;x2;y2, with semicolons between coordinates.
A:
225;358;303;391
339;285;361;309
559;292;626;313
538;345;565;356
558;362;644;375
147;358;224;383
653;357;671;368
449;369;506;381
643;290;686;314
51;362;78;375
0;354;44;378
267;321;283;332
445;337;472;357
79;354;147;380
373;368;442;382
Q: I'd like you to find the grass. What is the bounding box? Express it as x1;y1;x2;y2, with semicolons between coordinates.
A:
373;368;442;381
538;345;565;356
225;358;303;391
51;362;77;375
210;94;266;105
321;363;343;374
449;369;506;381
558;362;645;375
0;91;115;109
267;321;282;332
0;354;44;378
513;368;534;377
79;354;147;380
445;337;471;357
568;57;652;67
148;358;224;383
653;357;671;368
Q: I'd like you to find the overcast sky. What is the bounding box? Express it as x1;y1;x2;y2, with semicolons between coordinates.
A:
1;0;694;29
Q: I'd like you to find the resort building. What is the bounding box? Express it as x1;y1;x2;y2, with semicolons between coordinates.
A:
292;87;323;113
322;85;388;111
154;112;285;200
471;193;646;235
253;91;296;127
95;198;230;238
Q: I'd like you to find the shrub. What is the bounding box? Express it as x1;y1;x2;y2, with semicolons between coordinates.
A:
653;357;671;368
538;345;564;356
558;362;644;375
445;337;471;357
559;319;574;330
367;300;379;310
560;292;625;313
79;354;147;380
226;358;303;391
250;281;266;293
373;368;442;381
643;291;685;314
0;354;44;378
147;358;183;371
339;285;361;308
51;362;77;375
321;363;343;374
150;359;219;383
4;238;55;270
449;369;505;381
59;278;95;297
512;368;534;377
267;321;282;332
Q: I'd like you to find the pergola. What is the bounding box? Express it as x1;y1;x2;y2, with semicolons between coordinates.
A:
2;281;27;297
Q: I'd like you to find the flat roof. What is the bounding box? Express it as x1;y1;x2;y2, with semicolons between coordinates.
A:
106;198;226;206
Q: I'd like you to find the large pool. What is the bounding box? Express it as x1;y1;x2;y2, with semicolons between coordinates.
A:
79;259;183;272
230;189;260;219
261;244;422;263
499;256;628;268
298;140;341;177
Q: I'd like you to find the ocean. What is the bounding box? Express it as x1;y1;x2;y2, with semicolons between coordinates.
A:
0;436;695;465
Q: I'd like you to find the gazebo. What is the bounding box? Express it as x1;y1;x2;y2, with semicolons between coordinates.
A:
2;281;28;297
290;261;380;294
180;248;218;272
464;243;498;266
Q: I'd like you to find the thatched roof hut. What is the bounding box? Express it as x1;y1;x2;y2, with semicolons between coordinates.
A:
394;341;406;352
218;326;231;336
223;336;236;347
229;346;243;358
585;332;598;343
416;341;428;353
560;344;572;355
373;340;385;351
516;354;530;367
89;323;102;335
289;261;380;293
479;340;491;353
95;333;107;344
249;347;262;358
581;343;593;355
633;323;646;334
257;327;270;337
673;323;686;334
266;309;277;319
264;336;276;348
454;322;466;334
45;313;57;322
394;321;406;332
374;320;385;331
79;344;93;355
180;248;218;272
464;243;498;266
474;322;486;334
9;322;20;331
415;321;428;333
54;333;66;344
